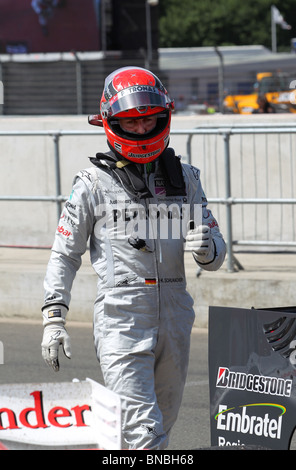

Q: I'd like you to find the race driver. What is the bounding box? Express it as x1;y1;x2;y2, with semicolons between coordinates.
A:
41;66;226;449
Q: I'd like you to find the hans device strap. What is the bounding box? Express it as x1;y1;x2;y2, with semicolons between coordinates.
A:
89;148;186;199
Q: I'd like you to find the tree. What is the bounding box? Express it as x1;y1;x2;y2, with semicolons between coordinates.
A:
158;0;295;51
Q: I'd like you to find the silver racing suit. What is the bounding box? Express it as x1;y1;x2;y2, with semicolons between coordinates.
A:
43;154;226;449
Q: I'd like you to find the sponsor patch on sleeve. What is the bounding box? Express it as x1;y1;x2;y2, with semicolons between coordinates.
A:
48;308;62;319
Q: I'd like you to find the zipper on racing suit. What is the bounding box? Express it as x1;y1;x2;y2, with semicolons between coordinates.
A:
145;168;161;320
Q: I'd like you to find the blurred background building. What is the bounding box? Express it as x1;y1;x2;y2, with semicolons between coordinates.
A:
0;0;295;115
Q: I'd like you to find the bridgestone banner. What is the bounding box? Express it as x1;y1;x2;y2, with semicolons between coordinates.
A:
0;378;121;449
209;306;296;450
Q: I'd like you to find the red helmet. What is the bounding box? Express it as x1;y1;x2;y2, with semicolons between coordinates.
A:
89;66;174;163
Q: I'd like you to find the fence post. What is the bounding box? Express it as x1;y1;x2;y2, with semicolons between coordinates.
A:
223;131;234;272
186;134;193;165
0;60;3;115
53;133;62;221
0;340;3;365
73;52;83;114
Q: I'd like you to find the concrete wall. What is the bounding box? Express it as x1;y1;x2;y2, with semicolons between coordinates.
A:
0;113;295;247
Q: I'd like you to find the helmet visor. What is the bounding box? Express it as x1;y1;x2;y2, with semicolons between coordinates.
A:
101;86;171;118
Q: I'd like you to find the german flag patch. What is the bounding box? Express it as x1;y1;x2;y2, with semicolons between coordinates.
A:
145;278;157;285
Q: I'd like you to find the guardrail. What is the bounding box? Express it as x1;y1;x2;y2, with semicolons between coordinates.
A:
185;123;296;271
0;124;295;272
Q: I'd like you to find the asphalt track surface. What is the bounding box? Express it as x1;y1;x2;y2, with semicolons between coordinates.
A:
0;320;209;450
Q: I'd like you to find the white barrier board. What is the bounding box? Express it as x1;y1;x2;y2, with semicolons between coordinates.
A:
0;378;121;449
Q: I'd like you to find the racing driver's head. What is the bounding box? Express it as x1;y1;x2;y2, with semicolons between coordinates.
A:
88;66;175;164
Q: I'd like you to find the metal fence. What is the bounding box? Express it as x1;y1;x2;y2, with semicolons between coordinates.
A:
183;123;296;271
0;123;295;272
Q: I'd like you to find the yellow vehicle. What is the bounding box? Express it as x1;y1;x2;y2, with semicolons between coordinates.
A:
224;72;296;114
